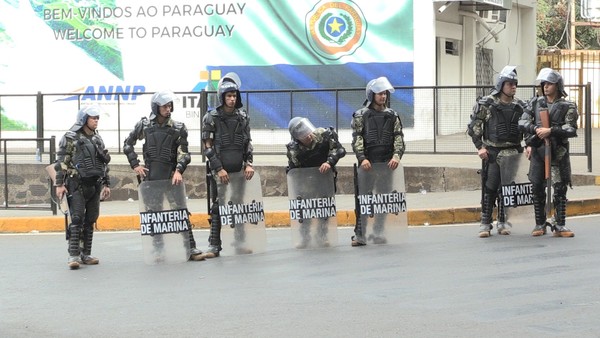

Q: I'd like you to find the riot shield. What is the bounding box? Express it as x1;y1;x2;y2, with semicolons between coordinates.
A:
138;180;191;265
499;153;534;231
287;167;338;249
356;162;408;245
216;171;267;255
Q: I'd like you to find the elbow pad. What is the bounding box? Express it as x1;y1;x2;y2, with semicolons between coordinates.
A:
553;125;577;138
177;153;191;174
328;147;346;166
123;144;140;168
204;147;223;171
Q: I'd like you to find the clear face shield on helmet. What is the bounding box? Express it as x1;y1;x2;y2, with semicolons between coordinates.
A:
364;76;395;106
491;65;518;96
535;68;567;97
152;90;177;106
70;105;103;131
288;117;316;141
217;72;243;108
150;90;178;119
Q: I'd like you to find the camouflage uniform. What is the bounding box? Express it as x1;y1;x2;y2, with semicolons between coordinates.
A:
519;70;578;237
286;125;345;248
468;94;525;236
351;107;405;164
55;107;110;269
287;127;345;169
123;90;202;261
350;101;405;246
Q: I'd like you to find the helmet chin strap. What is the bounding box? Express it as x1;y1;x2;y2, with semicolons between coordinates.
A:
499;89;514;103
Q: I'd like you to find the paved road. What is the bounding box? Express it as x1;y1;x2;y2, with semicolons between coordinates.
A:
2;215;600;337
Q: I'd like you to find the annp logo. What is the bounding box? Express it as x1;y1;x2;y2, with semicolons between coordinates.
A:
305;0;367;60
57;85;145;101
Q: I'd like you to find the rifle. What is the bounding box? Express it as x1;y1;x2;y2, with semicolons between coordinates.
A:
539;109;552;218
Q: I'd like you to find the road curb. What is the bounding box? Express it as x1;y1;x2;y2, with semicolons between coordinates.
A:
1;197;598;233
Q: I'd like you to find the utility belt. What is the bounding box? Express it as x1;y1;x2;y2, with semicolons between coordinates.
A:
486;144;523;154
80;176;101;185
67;175;101;186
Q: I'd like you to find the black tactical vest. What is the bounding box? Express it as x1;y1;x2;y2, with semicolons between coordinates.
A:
296;131;331;167
143;125;179;180
485;102;522;144
534;97;569;128
215;112;247;173
72;134;105;179
363;109;395;163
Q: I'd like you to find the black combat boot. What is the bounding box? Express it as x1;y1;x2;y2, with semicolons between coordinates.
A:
81;225;99;265
479;192;495;238
531;194;547;236
67;224;82;269
552;192;574;237
496;196;511;235
200;212;222;259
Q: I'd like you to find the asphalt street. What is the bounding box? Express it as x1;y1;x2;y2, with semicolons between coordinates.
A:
1;215;600;338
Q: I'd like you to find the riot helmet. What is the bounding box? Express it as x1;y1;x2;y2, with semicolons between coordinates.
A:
217;72;243;109
288;117;316;141
536;68;567;97
69;105;102;132
150;90;177;119
364;76;395;107
490;65;518;96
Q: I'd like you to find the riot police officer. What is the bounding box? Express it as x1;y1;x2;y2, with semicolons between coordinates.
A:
123;90;204;261
201;73;254;258
467;65;525;238
519;68;578;237
286;117;346;248
350;76;405;246
55;105;111;269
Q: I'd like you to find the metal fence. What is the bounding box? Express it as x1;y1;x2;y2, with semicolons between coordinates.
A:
0;84;594;160
0;137;57;213
0;85;595;211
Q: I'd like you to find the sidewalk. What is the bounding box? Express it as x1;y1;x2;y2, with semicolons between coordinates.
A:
1;184;598;233
2;135;599;233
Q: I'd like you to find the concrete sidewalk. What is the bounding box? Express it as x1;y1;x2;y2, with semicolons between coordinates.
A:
2;145;599;233
1;185;599;233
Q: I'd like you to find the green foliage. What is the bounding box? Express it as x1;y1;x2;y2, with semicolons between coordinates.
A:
537;0;600;50
0;108;34;131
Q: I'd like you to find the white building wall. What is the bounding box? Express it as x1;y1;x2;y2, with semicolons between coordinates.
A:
415;0;538;138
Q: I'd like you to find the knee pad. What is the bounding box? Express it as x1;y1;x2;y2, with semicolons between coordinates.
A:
483;188;497;200
210;202;220;216
532;184;546;198
70;215;82;226
553;182;567;196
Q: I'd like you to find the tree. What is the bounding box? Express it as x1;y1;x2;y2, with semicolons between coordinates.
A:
537;0;600;50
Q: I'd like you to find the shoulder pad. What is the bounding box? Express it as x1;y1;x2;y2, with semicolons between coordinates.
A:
237;109;248;119
535;96;548;109
352;107;368;117
140;117;151;127
286;140;299;151
64;131;78;140
563;100;577;109
172;120;185;129
478;96;493;106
